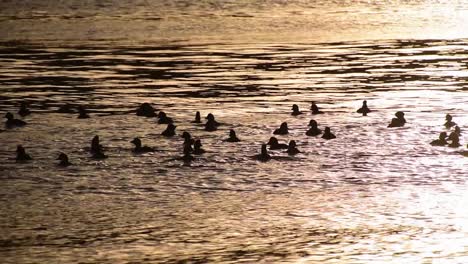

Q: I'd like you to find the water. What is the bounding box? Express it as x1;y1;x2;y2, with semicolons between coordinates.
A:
1;1;468;263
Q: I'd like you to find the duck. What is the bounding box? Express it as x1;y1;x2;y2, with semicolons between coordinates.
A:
181;131;194;151
311;102;324;115
225;129;240;142
77;106;90;119
448;133;461;148
18;102;31;117
162;123;176;137
91;135;103;153
192;139;206;155
57;153;72;167
57;104;75;113
357;100;371;116
130;137;155;153
306;119;322;136
322;127;336;140
291;104;303;116
273;122;289;135
92;149;108;159
449;126;461;141
254;144;271;162
158;111;173;124
192;111;202;123
181;143;195;163
5;112;27;127
16;145;32;162
444;114;456;128
430;132;448;146
267;137;288;150
287;140;300;155
387;111;406;127
205;113;220;131
136;102;157;117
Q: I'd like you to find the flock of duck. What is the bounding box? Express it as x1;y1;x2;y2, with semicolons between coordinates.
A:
4;100;467;166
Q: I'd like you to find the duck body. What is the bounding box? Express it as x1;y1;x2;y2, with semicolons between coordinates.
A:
162;124;176;137
254;144;271;162
311;102;324;115
273;122;289;135
192;111;202;123
226;129;240;142
444;114;456;128
131;138;155;153
5;112;26;127
92;149;108;159
267;137;288;150
357;100;371;116
430;132;448;146
306;120;322;136
387;111;406;128
192;140;206;155
157;111;174;124
205;113;220;131
57;153;72;167
322;127;336;140
287;140;300;155
291;104;303;116
16;145;32;162
136;103;157;117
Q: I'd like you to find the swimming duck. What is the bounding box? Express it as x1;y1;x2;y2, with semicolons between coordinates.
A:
91;135;103;153
92;149;108;159
181;131;194;151
225;129;240;142
254;144;271;162
205;113;220;131
57;153;72;167
192;111;202;123
306;119;322;136
16;145;32;162
449;126;461;141
267;137;288;150
444;114;456;128
130;137;155;153
5;112;27;127
18;102;31;117
287;140;300;155
158;111;173;124
311;102;324;115
57;104;75;113
291;104;303;116
162;123;176;137
181;143;195;163
322;127;336;140
430;132;448;146
273;122;289;135
448;133;461;148
77;106;90;119
136;103;157;117
387;111;406;127
192;139;206;155
357;100;371;116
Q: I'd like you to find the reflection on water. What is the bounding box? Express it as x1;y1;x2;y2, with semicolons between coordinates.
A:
0;39;467;263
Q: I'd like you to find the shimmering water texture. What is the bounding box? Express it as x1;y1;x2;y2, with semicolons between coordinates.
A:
0;39;467;263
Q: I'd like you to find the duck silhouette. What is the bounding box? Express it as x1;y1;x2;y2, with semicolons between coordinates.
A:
287;140;300;155
192;111;202;123
192;139;206;155
205;113;220;131
430;132;448;146
444;114;456;128
162;123;176;137
131;137;155;153
254;144;271;162
291;104;303;116
16;145;32;162
448;133;461;148
311;102;324;115
306;119;322;136
322;127;336;140
267;137;288;150
357;100;371;116
57;153;72;167
5;112;26;127
388;111;406;127
225;129;240;142
158;111;173;124
273;122;288;135
136;103;157;117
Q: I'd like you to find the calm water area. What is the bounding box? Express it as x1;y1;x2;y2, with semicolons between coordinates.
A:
1;1;468;263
